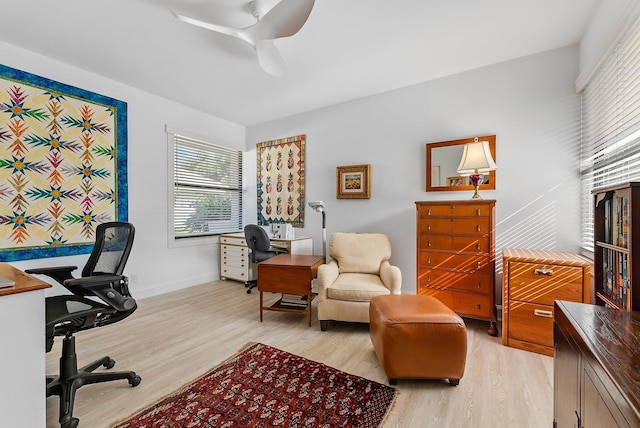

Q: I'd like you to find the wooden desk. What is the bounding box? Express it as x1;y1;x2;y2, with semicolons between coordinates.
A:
0;263;51;428
258;254;324;326
554;301;640;427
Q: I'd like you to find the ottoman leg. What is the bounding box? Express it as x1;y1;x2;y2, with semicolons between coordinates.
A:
449;379;460;386
389;379;397;386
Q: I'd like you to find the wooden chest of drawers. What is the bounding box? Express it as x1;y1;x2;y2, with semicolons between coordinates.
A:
502;248;591;356
416;200;497;336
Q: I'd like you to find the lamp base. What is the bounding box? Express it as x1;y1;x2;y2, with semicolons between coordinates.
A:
469;174;483;199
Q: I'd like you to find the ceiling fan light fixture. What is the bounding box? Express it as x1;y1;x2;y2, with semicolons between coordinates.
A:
172;0;315;76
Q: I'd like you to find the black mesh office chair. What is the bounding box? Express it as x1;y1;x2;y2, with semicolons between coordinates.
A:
244;224;279;294
26;222;140;428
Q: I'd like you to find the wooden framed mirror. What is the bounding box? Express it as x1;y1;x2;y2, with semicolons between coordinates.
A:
426;135;496;192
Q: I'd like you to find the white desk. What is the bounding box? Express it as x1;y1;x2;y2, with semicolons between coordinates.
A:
220;233;313;282
0;263;51;428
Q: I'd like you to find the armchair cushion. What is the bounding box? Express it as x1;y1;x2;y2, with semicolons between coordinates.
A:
329;232;392;274
326;273;391;302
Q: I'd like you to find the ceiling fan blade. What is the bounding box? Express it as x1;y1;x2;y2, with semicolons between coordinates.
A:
171;11;250;44
250;0;315;40
255;40;288;76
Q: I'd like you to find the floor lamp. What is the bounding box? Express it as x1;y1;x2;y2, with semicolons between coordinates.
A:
308;201;326;261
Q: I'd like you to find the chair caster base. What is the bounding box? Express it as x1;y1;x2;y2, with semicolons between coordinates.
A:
61;417;79;428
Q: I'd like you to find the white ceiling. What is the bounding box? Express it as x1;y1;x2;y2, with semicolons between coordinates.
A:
0;0;601;126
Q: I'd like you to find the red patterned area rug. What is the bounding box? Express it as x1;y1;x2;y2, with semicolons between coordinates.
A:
113;342;397;427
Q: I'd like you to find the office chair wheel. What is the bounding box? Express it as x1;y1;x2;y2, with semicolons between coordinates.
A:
247;289;252;294
61;417;79;428
104;358;116;369
130;375;142;387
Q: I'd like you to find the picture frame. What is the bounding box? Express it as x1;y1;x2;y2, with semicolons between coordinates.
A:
336;164;371;199
447;176;466;186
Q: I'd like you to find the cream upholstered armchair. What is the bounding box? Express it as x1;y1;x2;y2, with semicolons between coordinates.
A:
317;232;402;331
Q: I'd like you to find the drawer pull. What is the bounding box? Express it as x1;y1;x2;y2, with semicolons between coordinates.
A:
428;257;432;264
477;261;481;269
427;275;431;282
476;243;481;250
534;265;553;276
476;225;481;232
476;304;481;312
428;240;432;247
451;218;456;222
476;209;481;216
534;309;553;318
477;281;481;289
428;224;431;230
427;209;431;215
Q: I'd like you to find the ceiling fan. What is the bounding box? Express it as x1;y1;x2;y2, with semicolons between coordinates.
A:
172;0;315;76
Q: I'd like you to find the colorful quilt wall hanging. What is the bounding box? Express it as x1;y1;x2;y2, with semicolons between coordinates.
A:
0;64;128;261
256;135;305;227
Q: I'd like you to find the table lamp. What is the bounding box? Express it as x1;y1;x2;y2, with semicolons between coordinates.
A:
308;201;326;261
457;137;497;199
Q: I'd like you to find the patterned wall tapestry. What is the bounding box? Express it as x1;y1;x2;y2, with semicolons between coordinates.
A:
256;135;305;227
0;64;127;261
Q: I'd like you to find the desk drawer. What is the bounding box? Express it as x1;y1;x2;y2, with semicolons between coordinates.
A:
418;269;492;293
221;265;248;281
221;255;247;269
221;244;248;257
419;218;490;235
220;236;247;246
419;235;490;252
418;287;493;319
420;252;491;273
508;262;584;305
508;301;554;348
418;203;491;217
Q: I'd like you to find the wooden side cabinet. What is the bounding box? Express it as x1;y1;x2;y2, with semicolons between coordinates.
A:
502;248;590;356
554;300;640;428
415;200;497;336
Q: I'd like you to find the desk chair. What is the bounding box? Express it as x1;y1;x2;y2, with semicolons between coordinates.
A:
26;222;140;428
244;224;280;294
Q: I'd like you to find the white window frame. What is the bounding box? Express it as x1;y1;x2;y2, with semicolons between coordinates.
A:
167;126;243;247
579;14;640;253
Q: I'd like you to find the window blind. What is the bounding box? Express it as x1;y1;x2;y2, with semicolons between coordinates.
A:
172;133;242;238
580;17;640;252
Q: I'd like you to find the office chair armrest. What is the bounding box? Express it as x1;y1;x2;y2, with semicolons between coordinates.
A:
64;275;136;312
64;275;124;287
25;265;77;276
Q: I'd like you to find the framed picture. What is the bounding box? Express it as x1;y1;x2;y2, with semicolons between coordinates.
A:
447;176;466;186
336;164;371;199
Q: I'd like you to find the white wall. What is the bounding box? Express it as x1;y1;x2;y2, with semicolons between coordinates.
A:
577;0;640;90
247;45;582;294
0;41;245;298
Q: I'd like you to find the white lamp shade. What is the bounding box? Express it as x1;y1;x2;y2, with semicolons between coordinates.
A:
457;141;497;175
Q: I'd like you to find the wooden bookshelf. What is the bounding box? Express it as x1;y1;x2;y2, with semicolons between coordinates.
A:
592;182;640;311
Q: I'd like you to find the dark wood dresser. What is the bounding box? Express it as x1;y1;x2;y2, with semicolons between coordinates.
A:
554;300;640;427
415;200;497;335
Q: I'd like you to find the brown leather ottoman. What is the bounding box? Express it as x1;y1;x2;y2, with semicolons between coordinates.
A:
369;294;467;385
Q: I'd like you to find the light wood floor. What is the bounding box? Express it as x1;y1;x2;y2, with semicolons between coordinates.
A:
46;280;554;427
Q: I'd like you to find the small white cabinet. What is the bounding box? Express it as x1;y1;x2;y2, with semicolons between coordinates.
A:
219;232;313;282
220;235;250;282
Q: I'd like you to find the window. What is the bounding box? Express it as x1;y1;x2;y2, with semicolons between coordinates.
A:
168;129;242;240
580;17;640;252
